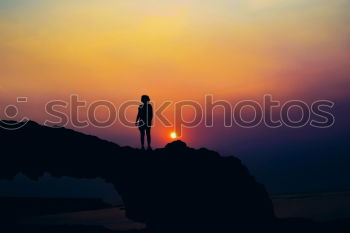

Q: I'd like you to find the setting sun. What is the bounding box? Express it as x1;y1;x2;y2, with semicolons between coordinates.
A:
170;132;177;139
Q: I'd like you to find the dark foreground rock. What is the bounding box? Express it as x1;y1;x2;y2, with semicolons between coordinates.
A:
0;120;274;232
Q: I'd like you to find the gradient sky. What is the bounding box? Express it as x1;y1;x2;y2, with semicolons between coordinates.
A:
1;0;349;97
1;0;350;197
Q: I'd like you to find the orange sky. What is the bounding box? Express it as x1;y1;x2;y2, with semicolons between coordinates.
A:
1;0;350;147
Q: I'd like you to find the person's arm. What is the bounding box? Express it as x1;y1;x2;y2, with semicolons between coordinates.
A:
135;107;141;125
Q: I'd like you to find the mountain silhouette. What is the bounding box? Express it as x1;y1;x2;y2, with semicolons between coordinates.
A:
3;120;343;232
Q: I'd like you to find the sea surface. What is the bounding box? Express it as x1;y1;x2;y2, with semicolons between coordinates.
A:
21;191;350;230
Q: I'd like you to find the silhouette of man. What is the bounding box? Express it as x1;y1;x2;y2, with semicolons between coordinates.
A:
135;95;153;150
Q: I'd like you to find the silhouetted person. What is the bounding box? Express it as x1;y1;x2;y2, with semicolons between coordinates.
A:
135;95;153;150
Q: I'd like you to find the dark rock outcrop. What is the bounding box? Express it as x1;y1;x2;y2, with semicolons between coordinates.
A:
0;121;275;232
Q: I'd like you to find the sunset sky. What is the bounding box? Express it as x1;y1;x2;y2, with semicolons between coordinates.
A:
1;0;349;95
1;0;350;195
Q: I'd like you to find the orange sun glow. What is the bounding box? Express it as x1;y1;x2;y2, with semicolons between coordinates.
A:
170;132;177;139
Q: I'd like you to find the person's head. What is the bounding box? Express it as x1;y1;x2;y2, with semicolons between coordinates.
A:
141;95;150;104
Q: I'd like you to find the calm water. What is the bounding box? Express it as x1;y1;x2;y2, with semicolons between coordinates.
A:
21;191;350;230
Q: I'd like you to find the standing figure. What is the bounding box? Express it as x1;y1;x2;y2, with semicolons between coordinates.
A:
135;95;153;150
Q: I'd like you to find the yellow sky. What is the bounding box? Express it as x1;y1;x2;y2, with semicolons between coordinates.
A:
0;0;349;145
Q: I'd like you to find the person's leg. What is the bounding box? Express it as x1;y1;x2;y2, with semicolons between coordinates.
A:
140;128;145;149
146;127;151;149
